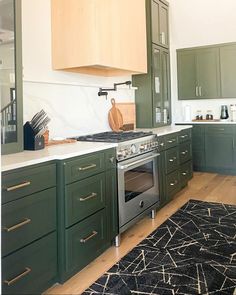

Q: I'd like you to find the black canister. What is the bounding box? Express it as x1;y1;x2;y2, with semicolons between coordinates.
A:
220;105;229;120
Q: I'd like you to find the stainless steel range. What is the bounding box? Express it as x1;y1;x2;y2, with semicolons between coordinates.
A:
73;131;160;246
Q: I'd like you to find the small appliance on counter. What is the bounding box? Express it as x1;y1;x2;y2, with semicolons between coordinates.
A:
230;104;236;122
24;109;50;150
220;105;229;120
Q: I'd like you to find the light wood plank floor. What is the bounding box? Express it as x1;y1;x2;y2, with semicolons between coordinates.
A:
46;172;236;295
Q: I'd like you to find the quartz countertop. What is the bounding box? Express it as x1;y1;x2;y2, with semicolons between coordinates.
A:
175;121;236;125
1;141;117;172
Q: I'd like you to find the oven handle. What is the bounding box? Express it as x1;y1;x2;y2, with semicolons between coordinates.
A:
118;153;160;170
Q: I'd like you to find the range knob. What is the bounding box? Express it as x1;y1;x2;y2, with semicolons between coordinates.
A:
130;144;137;154
139;144;145;151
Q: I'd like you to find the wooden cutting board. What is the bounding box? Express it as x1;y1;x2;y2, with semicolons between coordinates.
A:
116;102;136;130
108;98;123;132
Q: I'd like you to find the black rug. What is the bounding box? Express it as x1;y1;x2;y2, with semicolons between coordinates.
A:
82;200;236;295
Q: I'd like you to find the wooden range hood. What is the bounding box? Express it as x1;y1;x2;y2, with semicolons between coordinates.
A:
51;0;147;76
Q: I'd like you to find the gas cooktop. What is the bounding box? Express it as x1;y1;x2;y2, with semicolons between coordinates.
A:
72;131;153;143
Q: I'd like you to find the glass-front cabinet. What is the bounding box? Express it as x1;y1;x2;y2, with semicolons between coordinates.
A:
0;0;23;155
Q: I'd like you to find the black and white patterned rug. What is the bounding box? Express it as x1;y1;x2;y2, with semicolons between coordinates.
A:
82;200;236;295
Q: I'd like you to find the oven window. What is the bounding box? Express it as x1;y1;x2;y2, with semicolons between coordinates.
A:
125;162;154;202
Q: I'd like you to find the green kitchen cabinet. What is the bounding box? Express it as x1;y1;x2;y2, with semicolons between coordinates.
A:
132;0;171;128
1;162;58;294
220;44;236;98
57;148;118;283
1;0;23;155
151;0;169;48
177;47;220;100
205;125;236;174
191;125;206;171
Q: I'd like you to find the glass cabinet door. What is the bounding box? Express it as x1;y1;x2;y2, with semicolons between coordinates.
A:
1;0;23;155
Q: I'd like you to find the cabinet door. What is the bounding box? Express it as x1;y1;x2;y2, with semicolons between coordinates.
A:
177;50;197;100
196;48;220;98
1;0;23;154
152;45;162;127
151;0;160;46
162;49;171;124
205;128;235;170
159;2;169;48
220;44;236;98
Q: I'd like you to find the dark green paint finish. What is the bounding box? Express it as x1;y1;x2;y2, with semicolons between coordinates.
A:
1;0;23;155
178;128;192;143
105;148;116;170
164;147;179;174
65;152;105;184
179;142;192;164
164;132;178;149
2;163;56;204
165;170;180;198
65;173;106;228
65;209;108;275
180;160;193;188
2;232;57;295
2;187;56;257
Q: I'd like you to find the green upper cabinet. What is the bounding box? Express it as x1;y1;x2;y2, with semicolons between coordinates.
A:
132;0;171;128
1;0;23;155
177;42;236;100
151;0;169;48
220;44;236;98
177;47;220;100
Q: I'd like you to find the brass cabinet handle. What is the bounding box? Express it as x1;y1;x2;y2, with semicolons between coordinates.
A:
181;150;188;155
3;218;31;232
79;192;97;202
168;139;176;143
182;172;187;176
4;267;31;286
80;231;98;243
160;142;165;146
6;181;31;192
169;157;177;162
180;135;188;139
78;164;97;171
170;180;178;186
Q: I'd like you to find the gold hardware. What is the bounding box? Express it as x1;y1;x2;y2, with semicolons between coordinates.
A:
3;218;31;232
79;192;97;202
109;156;115;163
169;157;176;162
182;172;187;176
4;267;31;286
6;181;31;192
78;164;97;171
168;139;176;143
181;150;188;155
170;180;178;186
80;231;98;243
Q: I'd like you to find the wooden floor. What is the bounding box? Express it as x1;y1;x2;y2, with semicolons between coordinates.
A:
46;172;236;295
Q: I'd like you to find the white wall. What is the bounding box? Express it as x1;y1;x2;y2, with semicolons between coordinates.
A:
169;0;236;122
21;0;135;138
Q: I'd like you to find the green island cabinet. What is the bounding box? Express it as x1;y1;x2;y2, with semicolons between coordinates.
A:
178;124;236;175
1;0;23;155
132;0;171;128
1;162;57;295
177;42;236;100
57;148;118;282
158;129;193;207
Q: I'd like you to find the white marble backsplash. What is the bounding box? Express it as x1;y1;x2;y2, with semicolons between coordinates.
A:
23;80;135;139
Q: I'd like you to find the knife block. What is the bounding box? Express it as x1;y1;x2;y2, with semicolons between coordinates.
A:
23;121;45;150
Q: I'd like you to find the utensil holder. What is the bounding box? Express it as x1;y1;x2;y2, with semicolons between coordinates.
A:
23;121;45;150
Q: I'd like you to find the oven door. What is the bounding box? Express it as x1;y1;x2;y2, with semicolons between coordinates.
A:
117;151;159;229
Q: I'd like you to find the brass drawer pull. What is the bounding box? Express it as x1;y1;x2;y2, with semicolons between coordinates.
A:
78;164;97;171
6;181;31;192
4;267;31;286
170;180;178;186
182;172;187;176
4;218;31;232
160;142;165;146
80;230;98;243
181;150;188;155
169;157;177;162
167;139;176;143
79;192;97;202
180;135;187;138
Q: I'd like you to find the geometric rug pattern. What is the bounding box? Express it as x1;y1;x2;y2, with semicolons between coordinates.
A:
82;200;236;295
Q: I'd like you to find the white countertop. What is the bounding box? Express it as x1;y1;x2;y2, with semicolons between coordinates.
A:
1;141;117;172
137;125;192;136
176;121;236;125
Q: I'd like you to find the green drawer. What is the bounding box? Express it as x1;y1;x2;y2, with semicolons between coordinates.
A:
2;163;56;204
180;161;193;187
165;147;179;174
65;174;106;227
179;142;192;164
206;125;234;134
65;209;107;274
65;152;105;184
2;188;56;257
158;136;166;152
164;133;178;149
178;128;192;143
2;232;57;295
105;148;116;170
166;170;180;198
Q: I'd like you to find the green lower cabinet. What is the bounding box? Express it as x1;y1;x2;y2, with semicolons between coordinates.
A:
2;233;57;295
180;161;193;188
65;209;108;275
166;170;181;198
191;125;205;171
